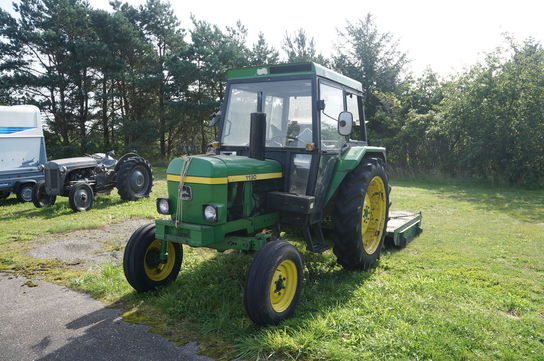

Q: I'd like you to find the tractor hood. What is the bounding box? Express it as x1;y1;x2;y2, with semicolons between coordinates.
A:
166;155;282;183
46;157;98;170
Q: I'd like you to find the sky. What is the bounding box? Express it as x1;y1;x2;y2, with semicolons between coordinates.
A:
2;0;543;76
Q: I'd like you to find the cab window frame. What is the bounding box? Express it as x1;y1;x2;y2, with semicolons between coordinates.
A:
317;78;364;149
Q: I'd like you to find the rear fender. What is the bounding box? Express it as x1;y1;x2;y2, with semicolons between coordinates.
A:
114;152;139;172
323;146;386;205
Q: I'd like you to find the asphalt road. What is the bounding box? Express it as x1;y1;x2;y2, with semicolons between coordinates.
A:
0;274;214;361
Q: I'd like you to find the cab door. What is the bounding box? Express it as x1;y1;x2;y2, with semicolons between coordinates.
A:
307;80;362;221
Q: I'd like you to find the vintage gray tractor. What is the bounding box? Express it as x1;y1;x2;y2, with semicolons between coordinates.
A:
32;152;153;212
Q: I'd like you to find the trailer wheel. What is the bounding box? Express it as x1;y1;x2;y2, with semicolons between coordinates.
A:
332;158;390;270
0;191;10;200
32;181;56;208
68;182;94;212
244;241;303;325
117;157;153;201
123;223;182;292
16;183;34;203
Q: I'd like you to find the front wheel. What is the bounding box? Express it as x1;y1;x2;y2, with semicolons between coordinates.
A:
68;182;94;212
244;241;304;326
32;181;56;208
332;158;390;270
123;223;182;292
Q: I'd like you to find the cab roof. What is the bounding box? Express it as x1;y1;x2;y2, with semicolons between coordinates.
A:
226;62;363;92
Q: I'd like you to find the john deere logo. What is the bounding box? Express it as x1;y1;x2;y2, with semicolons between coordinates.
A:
256;68;268;75
181;185;192;200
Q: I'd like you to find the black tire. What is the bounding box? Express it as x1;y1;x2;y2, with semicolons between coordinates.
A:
244;241;304;326
116;156;153;201
16;183;34;202
68;182;94;212
123;223;182;292
332;158;390;270
32;181;56;208
0;191;10;200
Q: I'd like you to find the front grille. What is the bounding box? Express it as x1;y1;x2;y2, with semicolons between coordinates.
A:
46;168;59;191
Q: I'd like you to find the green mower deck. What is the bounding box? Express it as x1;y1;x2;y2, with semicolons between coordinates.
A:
385;211;423;248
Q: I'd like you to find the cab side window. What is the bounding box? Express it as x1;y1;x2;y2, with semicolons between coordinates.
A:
346;93;360;125
319;83;346;149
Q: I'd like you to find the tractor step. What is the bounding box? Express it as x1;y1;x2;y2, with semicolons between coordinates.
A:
303;223;330;253
385;211;423;248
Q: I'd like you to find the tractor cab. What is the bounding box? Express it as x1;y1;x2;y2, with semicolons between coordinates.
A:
218;63;366;199
212;63;371;251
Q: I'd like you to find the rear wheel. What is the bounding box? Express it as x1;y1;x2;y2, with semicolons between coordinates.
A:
244;241;303;325
332;158;389;270
68;182;94;212
32;181;56;208
123;223;182;292
16;183;34;202
117;157;153;201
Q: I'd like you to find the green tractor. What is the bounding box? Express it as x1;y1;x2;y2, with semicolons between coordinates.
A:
123;63;422;325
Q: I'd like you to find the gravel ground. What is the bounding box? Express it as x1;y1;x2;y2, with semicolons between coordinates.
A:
2;219;217;361
27;219;150;267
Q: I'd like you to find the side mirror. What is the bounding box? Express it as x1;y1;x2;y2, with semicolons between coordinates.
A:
338;111;353;136
208;110;221;127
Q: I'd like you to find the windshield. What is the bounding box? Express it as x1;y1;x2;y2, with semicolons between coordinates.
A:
222;80;313;148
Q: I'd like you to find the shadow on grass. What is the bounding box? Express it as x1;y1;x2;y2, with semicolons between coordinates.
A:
392;178;544;223
0;198;23;207
97;245;374;358
35;306;209;361
1;197;129;222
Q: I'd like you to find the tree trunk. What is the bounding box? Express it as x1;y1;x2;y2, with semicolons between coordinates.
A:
102;76;109;149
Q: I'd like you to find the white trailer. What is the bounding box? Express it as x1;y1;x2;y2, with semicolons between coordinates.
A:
0;105;47;202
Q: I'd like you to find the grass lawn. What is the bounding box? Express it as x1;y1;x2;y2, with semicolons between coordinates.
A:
1;173;543;360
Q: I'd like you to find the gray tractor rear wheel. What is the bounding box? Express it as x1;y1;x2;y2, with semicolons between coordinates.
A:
117;157;153;201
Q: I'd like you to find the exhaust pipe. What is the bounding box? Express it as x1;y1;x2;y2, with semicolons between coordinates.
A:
249;112;266;161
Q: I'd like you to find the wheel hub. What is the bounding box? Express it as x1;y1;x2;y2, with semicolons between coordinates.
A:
269;259;297;312
21;187;32;202
75;188;91;208
130;169;146;193
144;239;176;282
361;176;386;254
274;275;287;295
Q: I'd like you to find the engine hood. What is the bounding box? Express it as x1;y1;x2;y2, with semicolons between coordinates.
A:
166;155;282;183
46;157;98;169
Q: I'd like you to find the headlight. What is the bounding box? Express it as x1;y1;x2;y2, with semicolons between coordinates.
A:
203;205;217;223
156;198;170;215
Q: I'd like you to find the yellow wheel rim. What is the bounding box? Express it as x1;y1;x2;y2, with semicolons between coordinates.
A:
144;239;176;282
361;176;387;254
269;259;298;313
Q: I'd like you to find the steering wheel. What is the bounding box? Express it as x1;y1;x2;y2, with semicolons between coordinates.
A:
268;135;299;147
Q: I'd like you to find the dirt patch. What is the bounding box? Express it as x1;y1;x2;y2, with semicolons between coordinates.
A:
27;219;150;268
